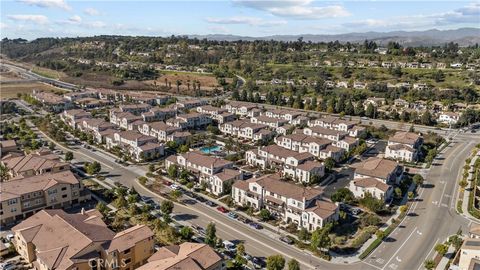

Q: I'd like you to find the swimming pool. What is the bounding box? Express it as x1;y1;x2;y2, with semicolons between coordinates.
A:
200;145;222;153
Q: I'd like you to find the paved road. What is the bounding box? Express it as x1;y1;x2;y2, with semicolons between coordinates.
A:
364;137;479;270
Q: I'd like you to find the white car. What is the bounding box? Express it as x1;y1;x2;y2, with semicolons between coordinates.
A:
170;184;180;190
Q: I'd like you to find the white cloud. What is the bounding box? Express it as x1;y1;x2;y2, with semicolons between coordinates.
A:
208;25;230;33
17;0;71;11
86;21;106;28
234;0;350;19
0;23;8;29
206;16;287;27
84;7;100;16
7;14;49;24
69;15;82;23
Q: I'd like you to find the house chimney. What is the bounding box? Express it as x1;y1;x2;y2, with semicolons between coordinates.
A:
81;208;85;215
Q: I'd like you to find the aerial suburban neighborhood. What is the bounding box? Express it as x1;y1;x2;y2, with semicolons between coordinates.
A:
1;1;480;270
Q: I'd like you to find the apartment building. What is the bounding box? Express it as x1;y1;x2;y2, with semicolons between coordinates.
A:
138;242;225;270
251;115;289;128
222;101;260;117
438;111;461;124
32;90;73;112
1;171;90;225
275;133;331;157
0;140;20;156
12;209;154;270
166;113;212;130
246;145;325;183
231;174;338;231
109;109;143;130
141;106;177;122
79;118;116;134
61;109;91;129
349;157;403;201
385;131;423;162
106;131;164;161
165;151;233;181
1;151;69;178
119;103;152;115
263;109;303;123
206;168;243;196
219;120;274;142
196;105;227;116
138;121;181;141
302;126;348;142
214;112;236;124
458;238;480;270
176;99;208;110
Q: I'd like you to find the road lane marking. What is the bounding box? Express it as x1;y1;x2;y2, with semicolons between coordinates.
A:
417;238;439;270
363;261;383;270
381;227;417;270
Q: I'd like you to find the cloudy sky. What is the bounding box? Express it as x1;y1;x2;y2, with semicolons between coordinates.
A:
1;0;479;39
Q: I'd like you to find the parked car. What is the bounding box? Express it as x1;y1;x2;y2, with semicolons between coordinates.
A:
279;236;294;245
351;207;362;215
217;206;229;213
0;262;15;270
196;196;207;203
249;222;263;230
242;218;252;224
227;212;238;219
205;201;217;207
170;184;180;190
252;257;266;269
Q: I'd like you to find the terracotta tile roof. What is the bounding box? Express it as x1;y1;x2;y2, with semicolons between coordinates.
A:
296;160;324;171
305;199;338;219
255;174;323;201
1;171;80;202
352;177;390;192
0;140;17;148
353;157;399;180
389;131;421;145
2;153;68;175
213;168;241;182
138;243;222;270
387;144;414;152
107;224;154;252
261;145;314;161
12;209;115;269
181;151;233;169
306;126;349;137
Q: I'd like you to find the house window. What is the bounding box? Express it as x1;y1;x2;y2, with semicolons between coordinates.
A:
124;258;131;264
124;248;131;255
61;187;67;191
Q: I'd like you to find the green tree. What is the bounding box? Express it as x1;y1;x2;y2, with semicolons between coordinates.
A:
178;144;189;153
64;151;74;161
205;222;217;247
324;157;335;171
85;161;101;175
287;259;300;270
424;259;436;270
421;111;434;126
366;103;375;118
331;188;355;204
434;243;448;256
95;202;109;215
297;228;310;242
148;164;155;172
235;243;247;265
259;209;271;221
266;255;285;270
413;174;424;187
160;200;174;216
48;141;55;150
394;187;402;198
170;190;182;200
168;164;178;179
310;224;332;251
180;226;193;240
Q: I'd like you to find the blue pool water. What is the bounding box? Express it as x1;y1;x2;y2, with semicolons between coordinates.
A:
200;145;222;153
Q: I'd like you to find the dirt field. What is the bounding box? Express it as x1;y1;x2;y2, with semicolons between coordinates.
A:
151;71;232;91
0;82;65;99
0;71;24;82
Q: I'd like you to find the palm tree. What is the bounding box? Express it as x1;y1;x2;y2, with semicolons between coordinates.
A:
176;80;182;93
164;78;168;87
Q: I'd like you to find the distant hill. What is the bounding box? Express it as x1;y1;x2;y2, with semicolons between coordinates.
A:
189;28;480;46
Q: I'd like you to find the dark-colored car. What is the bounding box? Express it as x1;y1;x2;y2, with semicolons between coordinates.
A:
243;218;252;224
249;222;263;230
205;201;217;207
279;236;294;245
252;257;266;269
216;206;229;213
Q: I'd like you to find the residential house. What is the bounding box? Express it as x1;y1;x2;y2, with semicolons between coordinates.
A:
438;112;461;125
166;113;212;130
61;109;91;129
12;209;154;270
458;238;480;270
137;243;224;270
141;106;177;122
231;174;338;231
165;151;233;181
219;120;273;142
106;131;163;161
1;151;69;178
1;171;90;225
251;115;288;128
222;101;259;117
207;168;243;196
176;99;208;110
385;131;423;162
0;140;20;156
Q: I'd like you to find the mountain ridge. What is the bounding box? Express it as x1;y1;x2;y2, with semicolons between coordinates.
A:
188;28;480;46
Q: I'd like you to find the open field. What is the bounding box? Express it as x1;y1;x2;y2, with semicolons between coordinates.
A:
153;71;228;90
0;82;66;99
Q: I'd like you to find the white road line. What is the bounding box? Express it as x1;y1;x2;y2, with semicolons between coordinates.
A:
417;238;440;270
363;261;383;270
381;227;418;270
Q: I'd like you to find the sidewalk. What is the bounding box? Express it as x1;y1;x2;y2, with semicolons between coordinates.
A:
435;245;456;270
461;154;479;220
